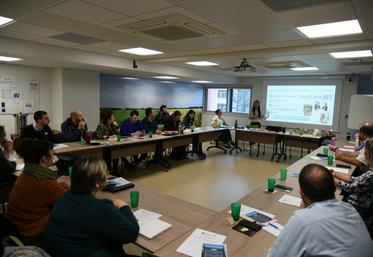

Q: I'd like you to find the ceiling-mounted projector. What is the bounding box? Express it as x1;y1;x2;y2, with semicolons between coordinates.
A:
234;58;256;72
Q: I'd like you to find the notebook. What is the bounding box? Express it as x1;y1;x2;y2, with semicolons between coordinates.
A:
102;177;134;192
133;209;172;239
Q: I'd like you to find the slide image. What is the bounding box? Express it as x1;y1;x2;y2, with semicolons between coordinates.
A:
303;105;313;116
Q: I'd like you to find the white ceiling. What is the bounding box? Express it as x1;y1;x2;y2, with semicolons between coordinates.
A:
0;0;372;79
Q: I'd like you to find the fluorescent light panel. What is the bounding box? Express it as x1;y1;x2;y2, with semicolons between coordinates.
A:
0;56;23;62
0;16;14;27
291;67;319;71
297;19;362;38
186;61;218;66
154;76;179;79
330;50;372;59
160;81;175;84
118;47;163;56
192;80;213;83
121;77;139;80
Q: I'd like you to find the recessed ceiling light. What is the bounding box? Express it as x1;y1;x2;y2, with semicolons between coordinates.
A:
118;47;163;56
121;77;139;80
291;67;319;71
154;76;179;80
186;61;219;66
192;80;213;83
297;19;362;39
0;16;14;28
330;50;372;59
0;56;23;62
159;81;175;84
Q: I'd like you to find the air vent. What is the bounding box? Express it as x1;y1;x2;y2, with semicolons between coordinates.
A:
260;0;341;12
49;32;105;45
117;14;225;41
259;60;310;69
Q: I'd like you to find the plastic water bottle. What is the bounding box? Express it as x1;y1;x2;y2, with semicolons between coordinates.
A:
331;137;336;146
234;120;238;129
178;124;183;134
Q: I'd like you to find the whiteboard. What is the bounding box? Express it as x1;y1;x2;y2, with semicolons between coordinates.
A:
348;95;373;129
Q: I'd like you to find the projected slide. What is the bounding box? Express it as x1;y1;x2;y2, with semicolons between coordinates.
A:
266;85;336;126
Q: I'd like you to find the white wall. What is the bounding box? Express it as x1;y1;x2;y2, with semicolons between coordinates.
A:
62;68;100;131
0;63;52;134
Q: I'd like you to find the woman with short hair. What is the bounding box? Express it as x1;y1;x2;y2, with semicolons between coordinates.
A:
43;157;139;257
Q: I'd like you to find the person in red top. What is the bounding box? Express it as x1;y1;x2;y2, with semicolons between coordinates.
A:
6;139;68;244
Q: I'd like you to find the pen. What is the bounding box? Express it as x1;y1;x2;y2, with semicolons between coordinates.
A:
269;223;278;229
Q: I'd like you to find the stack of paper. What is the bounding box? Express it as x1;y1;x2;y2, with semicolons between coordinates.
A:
338;148;355;153
323;166;349;174
278;195;302;207
176;228;226;257
235;205;276;225
133;209;171;239
53;143;69;149
263;222;284;237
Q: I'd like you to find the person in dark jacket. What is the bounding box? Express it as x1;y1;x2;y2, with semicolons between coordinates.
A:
21;111;56;143
61;109;88;142
182;110;195;128
42;157;140;257
155;105;170;125
164;111;186;160
142;108;159;134
0;125;16;184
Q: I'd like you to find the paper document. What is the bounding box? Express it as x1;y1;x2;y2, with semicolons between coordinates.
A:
133;209;162;226
176;228;226;257
278;195;302;207
139;218;171;239
53;144;69;149
343;145;355;149
338;148;355;153
310;156;326;161
263;222;284;237
324;166;349;174
16;163;25;171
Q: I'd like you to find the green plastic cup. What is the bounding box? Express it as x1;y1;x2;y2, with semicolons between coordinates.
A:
268;177;276;192
68;166;73;176
323;147;329;155
327;155;334;166
231;202;241;221
149;131;153;138
116;134;121;142
280;168;288;181
130;191;140;209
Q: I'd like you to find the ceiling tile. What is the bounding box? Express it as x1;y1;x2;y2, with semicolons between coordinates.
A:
311;33;367;44
179;0;271;22
224;14;290;35
360;18;373;39
3;22;61;37
278;1;356;27
100;17;141;31
248;29;305;43
84;0;173;16
227;44;269;51
0;29;44;41
36;37;81;47
352;0;373;19
45;0;125;25
266;39;313;48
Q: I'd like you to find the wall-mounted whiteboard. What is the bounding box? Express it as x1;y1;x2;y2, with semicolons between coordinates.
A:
348;95;373;129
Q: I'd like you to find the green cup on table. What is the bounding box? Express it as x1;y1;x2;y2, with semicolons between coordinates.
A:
116;134;121;142
279;168;288;181
267;177;276;192
327;155;334;166
323;147;329;155
130;191;140;209
231;202;241;221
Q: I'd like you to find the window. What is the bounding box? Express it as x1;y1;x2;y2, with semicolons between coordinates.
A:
206;88;251;113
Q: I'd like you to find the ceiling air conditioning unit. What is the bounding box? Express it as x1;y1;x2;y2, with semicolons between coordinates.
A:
116;14;225;41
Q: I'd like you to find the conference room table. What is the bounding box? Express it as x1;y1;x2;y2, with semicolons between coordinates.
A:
155;142;356;257
57;176;217;253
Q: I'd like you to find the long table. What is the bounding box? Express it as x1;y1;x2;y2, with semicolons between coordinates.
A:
155;142;356;257
57;176;216;253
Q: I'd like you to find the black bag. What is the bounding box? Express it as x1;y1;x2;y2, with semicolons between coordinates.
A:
55;153;78;176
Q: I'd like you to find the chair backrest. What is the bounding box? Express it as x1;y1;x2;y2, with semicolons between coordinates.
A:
0;214;18;240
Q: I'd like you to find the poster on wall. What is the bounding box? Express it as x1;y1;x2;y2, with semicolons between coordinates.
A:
29;80;40;89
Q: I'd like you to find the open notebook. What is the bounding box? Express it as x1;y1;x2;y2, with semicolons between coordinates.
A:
133;209;172;239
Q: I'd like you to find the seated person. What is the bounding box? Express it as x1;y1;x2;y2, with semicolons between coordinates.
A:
142;108;160;134
267;163;372;257
155;104;170;125
96;109;119;139
21;110;56;143
335;122;373;173
6;139;68;243
164;111;186;160
120;110;147;168
42;157;139;257
0;125;16;184
182;110;195;128
211;109;232;148
334;138;373;238
61;109;88;142
96;109;120;176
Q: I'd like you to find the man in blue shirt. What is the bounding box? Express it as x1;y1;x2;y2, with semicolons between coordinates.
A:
120;110;145;137
142;108;158;134
120;110;147;169
268;163;372;257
